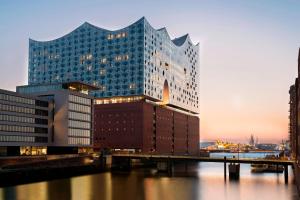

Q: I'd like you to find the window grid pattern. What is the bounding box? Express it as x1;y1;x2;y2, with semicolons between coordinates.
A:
143;20;199;113
68;96;92;145
69;120;90;129
69;111;90;121
69;103;91;114
0;124;47;134
69;95;91;106
68;137;90;145
28;18;199;113
0;135;35;142
0;93;35;105
0;135;48;143
29;19;144;99
0;103;35;114
0;114;35;124
68;128;90;137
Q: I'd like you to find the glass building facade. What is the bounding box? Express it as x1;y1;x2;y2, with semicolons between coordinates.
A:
28;17;199;113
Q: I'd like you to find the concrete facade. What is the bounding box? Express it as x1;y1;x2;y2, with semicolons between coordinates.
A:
17;87;94;148
0;89;52;155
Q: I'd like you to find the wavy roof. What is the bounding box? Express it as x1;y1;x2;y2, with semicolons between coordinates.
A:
30;17;199;47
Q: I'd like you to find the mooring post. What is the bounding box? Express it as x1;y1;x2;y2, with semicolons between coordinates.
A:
167;159;173;176
224;156;227;181
284;165;288;184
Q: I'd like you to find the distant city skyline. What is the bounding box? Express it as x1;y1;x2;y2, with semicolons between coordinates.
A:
1;0;300;142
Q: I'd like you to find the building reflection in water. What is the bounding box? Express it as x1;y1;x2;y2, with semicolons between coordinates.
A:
1;187;16;200
0;162;297;200
48;179;71;200
144;176;199;200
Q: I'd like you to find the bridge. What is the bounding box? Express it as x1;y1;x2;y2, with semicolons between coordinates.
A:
110;154;294;184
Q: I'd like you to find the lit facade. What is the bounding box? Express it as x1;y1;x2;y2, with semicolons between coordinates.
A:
28;17;199;113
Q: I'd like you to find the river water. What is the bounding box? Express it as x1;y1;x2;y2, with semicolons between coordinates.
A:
0;153;299;200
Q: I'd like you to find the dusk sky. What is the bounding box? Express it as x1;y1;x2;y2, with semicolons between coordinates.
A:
1;0;300;143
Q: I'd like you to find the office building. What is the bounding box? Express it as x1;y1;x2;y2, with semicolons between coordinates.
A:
0;89;52;156
17;82;94;154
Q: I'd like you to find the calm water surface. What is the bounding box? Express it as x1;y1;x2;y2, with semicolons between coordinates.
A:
0;153;298;200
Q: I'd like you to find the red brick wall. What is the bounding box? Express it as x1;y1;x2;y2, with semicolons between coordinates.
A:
142;103;155;153
155;106;173;154
93;101;199;156
94;102;144;150
188;115;200;155
174;112;188;154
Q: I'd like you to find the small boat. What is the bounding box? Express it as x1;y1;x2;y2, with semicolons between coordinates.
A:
251;164;284;173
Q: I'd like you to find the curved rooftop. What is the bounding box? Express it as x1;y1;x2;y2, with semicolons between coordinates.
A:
30;17;198;47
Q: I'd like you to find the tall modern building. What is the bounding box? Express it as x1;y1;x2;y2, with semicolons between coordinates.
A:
28;17;199;114
20;17;200;155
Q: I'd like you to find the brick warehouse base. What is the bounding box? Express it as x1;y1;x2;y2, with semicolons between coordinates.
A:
93;101;199;156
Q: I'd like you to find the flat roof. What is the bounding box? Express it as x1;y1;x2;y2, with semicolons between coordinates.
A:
62;81;100;91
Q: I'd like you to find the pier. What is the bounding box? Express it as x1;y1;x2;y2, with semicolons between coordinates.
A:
111;154;294;183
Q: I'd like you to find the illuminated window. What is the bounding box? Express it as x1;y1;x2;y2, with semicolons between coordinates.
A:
80;54;93;64
107;32;127;40
115;55;122;61
107;34;114;40
100;58;107;64
86;54;92;60
93;81;98;86
115;54;129;62
99;69;106;75
116;33;122;38
129;83;136;89
87;65;92;71
102;86;106;91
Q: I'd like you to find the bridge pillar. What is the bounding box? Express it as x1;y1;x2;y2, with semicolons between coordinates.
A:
112;157;132;171
229;163;240;180
284;165;288;184
100;155;112;170
224;156;227;181
157;160;174;175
